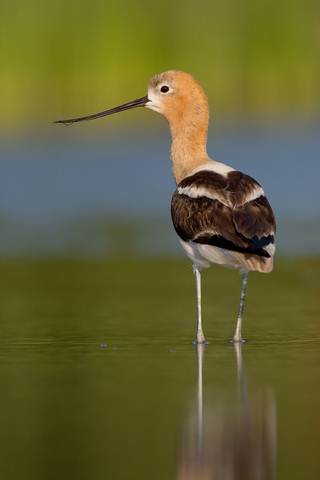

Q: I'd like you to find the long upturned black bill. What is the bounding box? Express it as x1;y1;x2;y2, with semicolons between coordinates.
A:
54;95;149;125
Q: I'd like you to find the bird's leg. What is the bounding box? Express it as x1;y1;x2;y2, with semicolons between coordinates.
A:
193;265;206;344
233;271;249;343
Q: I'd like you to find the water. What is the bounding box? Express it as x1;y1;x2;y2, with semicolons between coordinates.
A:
0;257;319;479
0;120;319;477
0;119;319;256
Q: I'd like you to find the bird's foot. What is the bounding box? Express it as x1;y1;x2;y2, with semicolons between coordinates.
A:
193;331;207;345
231;335;246;344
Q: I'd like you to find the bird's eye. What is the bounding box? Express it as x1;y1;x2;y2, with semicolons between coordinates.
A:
160;85;170;93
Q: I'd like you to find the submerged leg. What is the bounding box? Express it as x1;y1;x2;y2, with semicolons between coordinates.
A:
233;271;249;343
193;265;206;344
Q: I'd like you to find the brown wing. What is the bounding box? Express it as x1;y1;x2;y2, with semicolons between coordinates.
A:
171;170;276;258
233;195;276;249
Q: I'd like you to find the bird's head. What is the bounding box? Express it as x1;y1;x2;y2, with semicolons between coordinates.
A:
146;71;209;127
54;70;209;130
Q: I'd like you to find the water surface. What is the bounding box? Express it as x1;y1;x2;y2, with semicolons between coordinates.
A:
0;120;319;256
0;257;319;479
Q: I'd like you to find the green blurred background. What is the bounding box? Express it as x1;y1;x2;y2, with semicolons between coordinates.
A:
0;0;319;257
1;3;320;479
1;0;319;132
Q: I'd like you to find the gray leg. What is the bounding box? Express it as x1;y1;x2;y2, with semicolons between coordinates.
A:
196;343;205;453
193;265;206;344
233;271;249;343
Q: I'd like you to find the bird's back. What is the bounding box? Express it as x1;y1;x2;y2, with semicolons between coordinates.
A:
171;166;276;273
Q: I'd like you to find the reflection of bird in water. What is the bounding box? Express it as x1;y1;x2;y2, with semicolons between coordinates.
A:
55;70;276;344
177;344;277;480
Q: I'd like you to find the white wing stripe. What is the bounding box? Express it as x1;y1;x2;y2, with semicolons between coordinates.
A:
241;185;265;204
177;185;230;206
177;183;264;207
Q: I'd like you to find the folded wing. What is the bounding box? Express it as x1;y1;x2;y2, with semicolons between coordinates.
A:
171;170;276;258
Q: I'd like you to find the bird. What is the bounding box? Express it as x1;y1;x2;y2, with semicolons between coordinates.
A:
55;70;276;344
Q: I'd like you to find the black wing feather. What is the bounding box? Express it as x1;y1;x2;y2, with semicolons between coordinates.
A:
171;170;276;258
